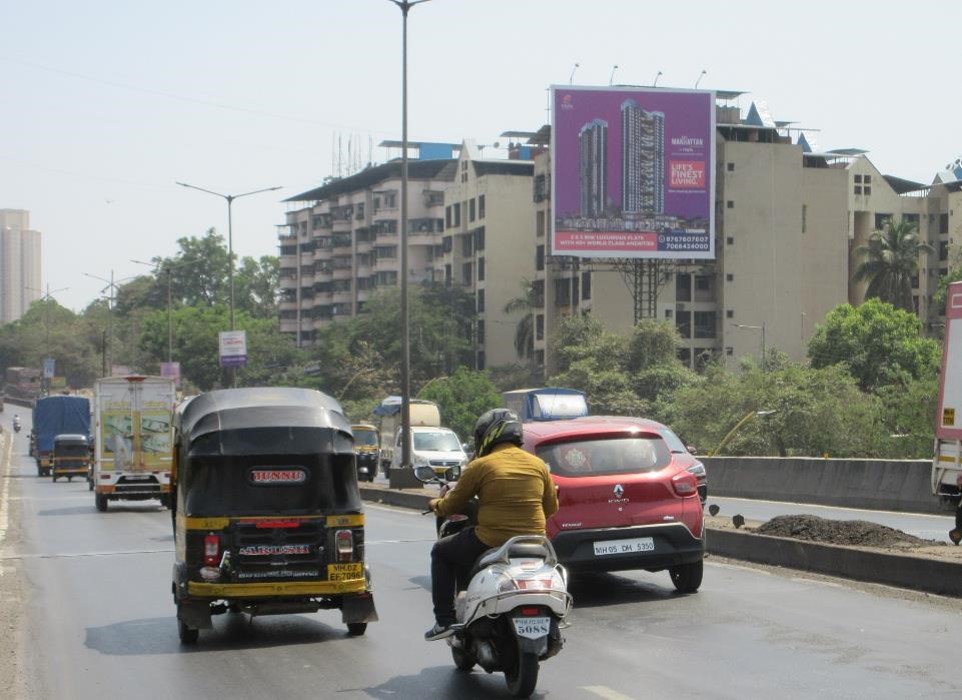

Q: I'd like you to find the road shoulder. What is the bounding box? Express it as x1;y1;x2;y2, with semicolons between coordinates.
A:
0;433;29;700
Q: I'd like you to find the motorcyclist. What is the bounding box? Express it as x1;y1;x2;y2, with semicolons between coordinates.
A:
425;408;558;641
12;414;20;431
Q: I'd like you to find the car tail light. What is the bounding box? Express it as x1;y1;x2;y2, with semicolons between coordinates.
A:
203;533;221;566
335;529;354;561
672;472;697;497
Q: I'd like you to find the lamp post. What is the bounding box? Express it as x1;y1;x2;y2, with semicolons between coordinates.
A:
26;284;68;392
733;322;767;366
130;258;205;364
175;182;282;331
710;409;777;457
386;0;432;486
83;271;131;375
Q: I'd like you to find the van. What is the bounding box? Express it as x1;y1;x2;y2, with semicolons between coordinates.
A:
390;425;468;475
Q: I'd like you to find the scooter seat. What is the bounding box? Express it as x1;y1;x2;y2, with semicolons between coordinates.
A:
469;540;551;580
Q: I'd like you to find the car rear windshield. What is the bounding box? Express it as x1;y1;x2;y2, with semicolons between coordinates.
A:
353;429;378;446
413;431;461;452
537;437;671;477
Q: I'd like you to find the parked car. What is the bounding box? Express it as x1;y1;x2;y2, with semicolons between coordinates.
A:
576;416;707;503
521;417;705;592
390;425;469;475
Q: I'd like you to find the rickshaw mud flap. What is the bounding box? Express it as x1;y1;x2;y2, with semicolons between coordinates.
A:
341;592;378;624
177;601;213;630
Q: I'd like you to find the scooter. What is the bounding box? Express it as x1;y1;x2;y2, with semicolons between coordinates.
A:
414;466;572;699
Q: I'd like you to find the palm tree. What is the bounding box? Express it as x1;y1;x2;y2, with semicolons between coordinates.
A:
854;218;933;312
503;279;537;361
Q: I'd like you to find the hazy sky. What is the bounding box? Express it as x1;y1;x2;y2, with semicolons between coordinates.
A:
3;1;960;311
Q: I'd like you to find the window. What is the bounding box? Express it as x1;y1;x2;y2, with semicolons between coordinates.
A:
536;211;546;237
854;174;862;183
469;198;476;222
726;347;734;356
444;264;452;286
675;273;691;302
536;245;545;271
864;175;872;184
442;236;453;253
462;235;473;257
477;319;485;344
477;351;485;370
374;245;397;259
941;213;949;234
478;257;485;281
535;350;545;366
665;309;673;319
582;271;591;300
726;273;734;282
477;289;485;313
694;311;716;339
474;227;485;251
854;185;862;195
864;186;871;196
536;314;544;341
727;200;734;209
537;437;671;478
462;262;473;285
802;204;807;233
875;213;892;230
479;194;486;219
695;275;711;291
453;203;461;227
940;240;949;262
727;236;734;245
726;309;734;318
675;310;691;338
445;206;452;228
727;162;735;172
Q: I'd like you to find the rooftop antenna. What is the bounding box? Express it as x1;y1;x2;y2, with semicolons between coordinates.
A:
609;64;619;86
653;70;663;87
695;69;707;89
569;62;580;84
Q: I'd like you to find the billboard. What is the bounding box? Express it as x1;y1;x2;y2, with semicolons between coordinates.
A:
219;330;247;368
160;361;181;388
551;85;715;259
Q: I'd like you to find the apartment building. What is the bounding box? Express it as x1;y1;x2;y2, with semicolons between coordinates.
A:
279;157;456;345
0;209;42;323
531;95;959;375
435;141;536;369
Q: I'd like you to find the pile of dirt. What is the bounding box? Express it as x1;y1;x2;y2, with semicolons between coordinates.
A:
755;514;945;549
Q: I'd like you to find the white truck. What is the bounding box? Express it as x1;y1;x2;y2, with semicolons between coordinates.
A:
93;375;176;512
933;280;962;543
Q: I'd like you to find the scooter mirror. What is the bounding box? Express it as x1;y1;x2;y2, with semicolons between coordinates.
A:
444;465;461;482
413;466;437;483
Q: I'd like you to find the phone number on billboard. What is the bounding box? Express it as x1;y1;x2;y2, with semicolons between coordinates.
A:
658;235;710;252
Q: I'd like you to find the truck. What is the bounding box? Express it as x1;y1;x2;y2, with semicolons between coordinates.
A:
372;396;441;475
31;395;92;476
92;375;176;512
501;387;588;423
934;280;962;543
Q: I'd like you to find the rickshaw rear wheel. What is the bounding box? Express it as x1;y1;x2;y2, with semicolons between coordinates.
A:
67;476;73;482
95;493;108;512
346;623;367;636
178;619;199;645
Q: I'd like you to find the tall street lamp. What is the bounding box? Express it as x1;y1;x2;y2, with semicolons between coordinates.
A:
733;322;767;366
130;257;206;364
175;182;282;331
83;271;133;374
386;0;431;485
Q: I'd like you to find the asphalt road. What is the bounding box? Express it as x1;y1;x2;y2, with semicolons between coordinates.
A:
707;495;956;543
4;414;962;699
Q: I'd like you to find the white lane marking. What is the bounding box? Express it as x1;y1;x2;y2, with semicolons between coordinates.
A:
1;548;173;561
582;686;635;700
365;502;427;517
712;495;949;520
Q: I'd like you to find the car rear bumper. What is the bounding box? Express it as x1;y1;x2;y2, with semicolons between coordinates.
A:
552;522;704;573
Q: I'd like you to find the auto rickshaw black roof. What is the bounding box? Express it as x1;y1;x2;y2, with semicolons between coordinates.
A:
176;387;353;457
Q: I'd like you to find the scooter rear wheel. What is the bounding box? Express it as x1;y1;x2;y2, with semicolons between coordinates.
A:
451;645;475;672
505;650;539;698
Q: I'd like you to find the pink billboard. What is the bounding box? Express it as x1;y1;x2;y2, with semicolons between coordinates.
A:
551;86;715;259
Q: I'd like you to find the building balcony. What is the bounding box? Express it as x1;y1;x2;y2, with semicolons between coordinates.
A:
280;318;300;334
333;266;352;280
279;299;298;312
279;254;298;268
374;257;398;272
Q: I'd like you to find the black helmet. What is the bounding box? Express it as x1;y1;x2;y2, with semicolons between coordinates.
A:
473;409;523;458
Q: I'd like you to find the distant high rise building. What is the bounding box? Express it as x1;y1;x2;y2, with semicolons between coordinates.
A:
621;99;665;214
0;209;42;323
579;119;608;218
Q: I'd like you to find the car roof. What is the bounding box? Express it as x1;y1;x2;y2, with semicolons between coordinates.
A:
522;417;669;444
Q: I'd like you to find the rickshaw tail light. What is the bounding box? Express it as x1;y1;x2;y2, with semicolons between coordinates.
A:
203;534;221;566
335;529;354;561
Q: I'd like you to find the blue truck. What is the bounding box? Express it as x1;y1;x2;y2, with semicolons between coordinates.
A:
501;387;588;422
31;395;91;477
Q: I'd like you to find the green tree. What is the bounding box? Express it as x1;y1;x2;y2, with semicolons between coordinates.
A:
418;367;502;442
853;218;932;312
234;255;280;319
503;279;537;362
807;299;940;391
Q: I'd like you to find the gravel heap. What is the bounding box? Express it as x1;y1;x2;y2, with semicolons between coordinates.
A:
755;514;944;549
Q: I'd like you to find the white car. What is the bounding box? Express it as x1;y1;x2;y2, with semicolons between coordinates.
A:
390;426;468;474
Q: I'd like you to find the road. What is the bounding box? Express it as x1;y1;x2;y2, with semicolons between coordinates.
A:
3;413;962;699
707;496;956;543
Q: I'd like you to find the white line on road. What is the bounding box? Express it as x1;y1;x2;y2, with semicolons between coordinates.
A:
581;686;635;700
1;548;173;561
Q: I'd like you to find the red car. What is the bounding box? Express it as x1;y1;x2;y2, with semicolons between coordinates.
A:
521;417;705;593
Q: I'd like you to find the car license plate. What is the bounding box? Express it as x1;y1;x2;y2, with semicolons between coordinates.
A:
513;616;551;639
593;537;655;556
327;563;363;581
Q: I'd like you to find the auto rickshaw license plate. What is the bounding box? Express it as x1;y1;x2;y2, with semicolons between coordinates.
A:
327;563;363;581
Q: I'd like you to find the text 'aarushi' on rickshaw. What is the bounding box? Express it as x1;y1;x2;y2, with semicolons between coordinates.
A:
170;387;378;644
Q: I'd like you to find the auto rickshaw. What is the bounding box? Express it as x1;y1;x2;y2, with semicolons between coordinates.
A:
351;422;380;482
52;433;91;483
170;387;378;644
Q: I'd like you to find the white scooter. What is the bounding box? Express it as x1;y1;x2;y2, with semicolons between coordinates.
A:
415;466;572;699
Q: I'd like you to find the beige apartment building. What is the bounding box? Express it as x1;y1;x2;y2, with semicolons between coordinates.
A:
279;157;456;345
435;141;536;369
0;209;42;324
531;97;961;375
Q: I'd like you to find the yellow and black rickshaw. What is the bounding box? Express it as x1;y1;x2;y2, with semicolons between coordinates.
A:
351;422;380;482
52;433;91;483
170;387;377;644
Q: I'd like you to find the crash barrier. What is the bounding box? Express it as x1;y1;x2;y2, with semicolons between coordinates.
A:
700;456;946;515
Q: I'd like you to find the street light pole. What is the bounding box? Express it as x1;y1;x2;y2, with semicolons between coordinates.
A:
387;0;431;485
131;257;206;364
733;322;767;367
26;284;68;392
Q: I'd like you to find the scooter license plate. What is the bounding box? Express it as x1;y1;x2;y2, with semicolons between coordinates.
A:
593;537;654;556
513;616;551;639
